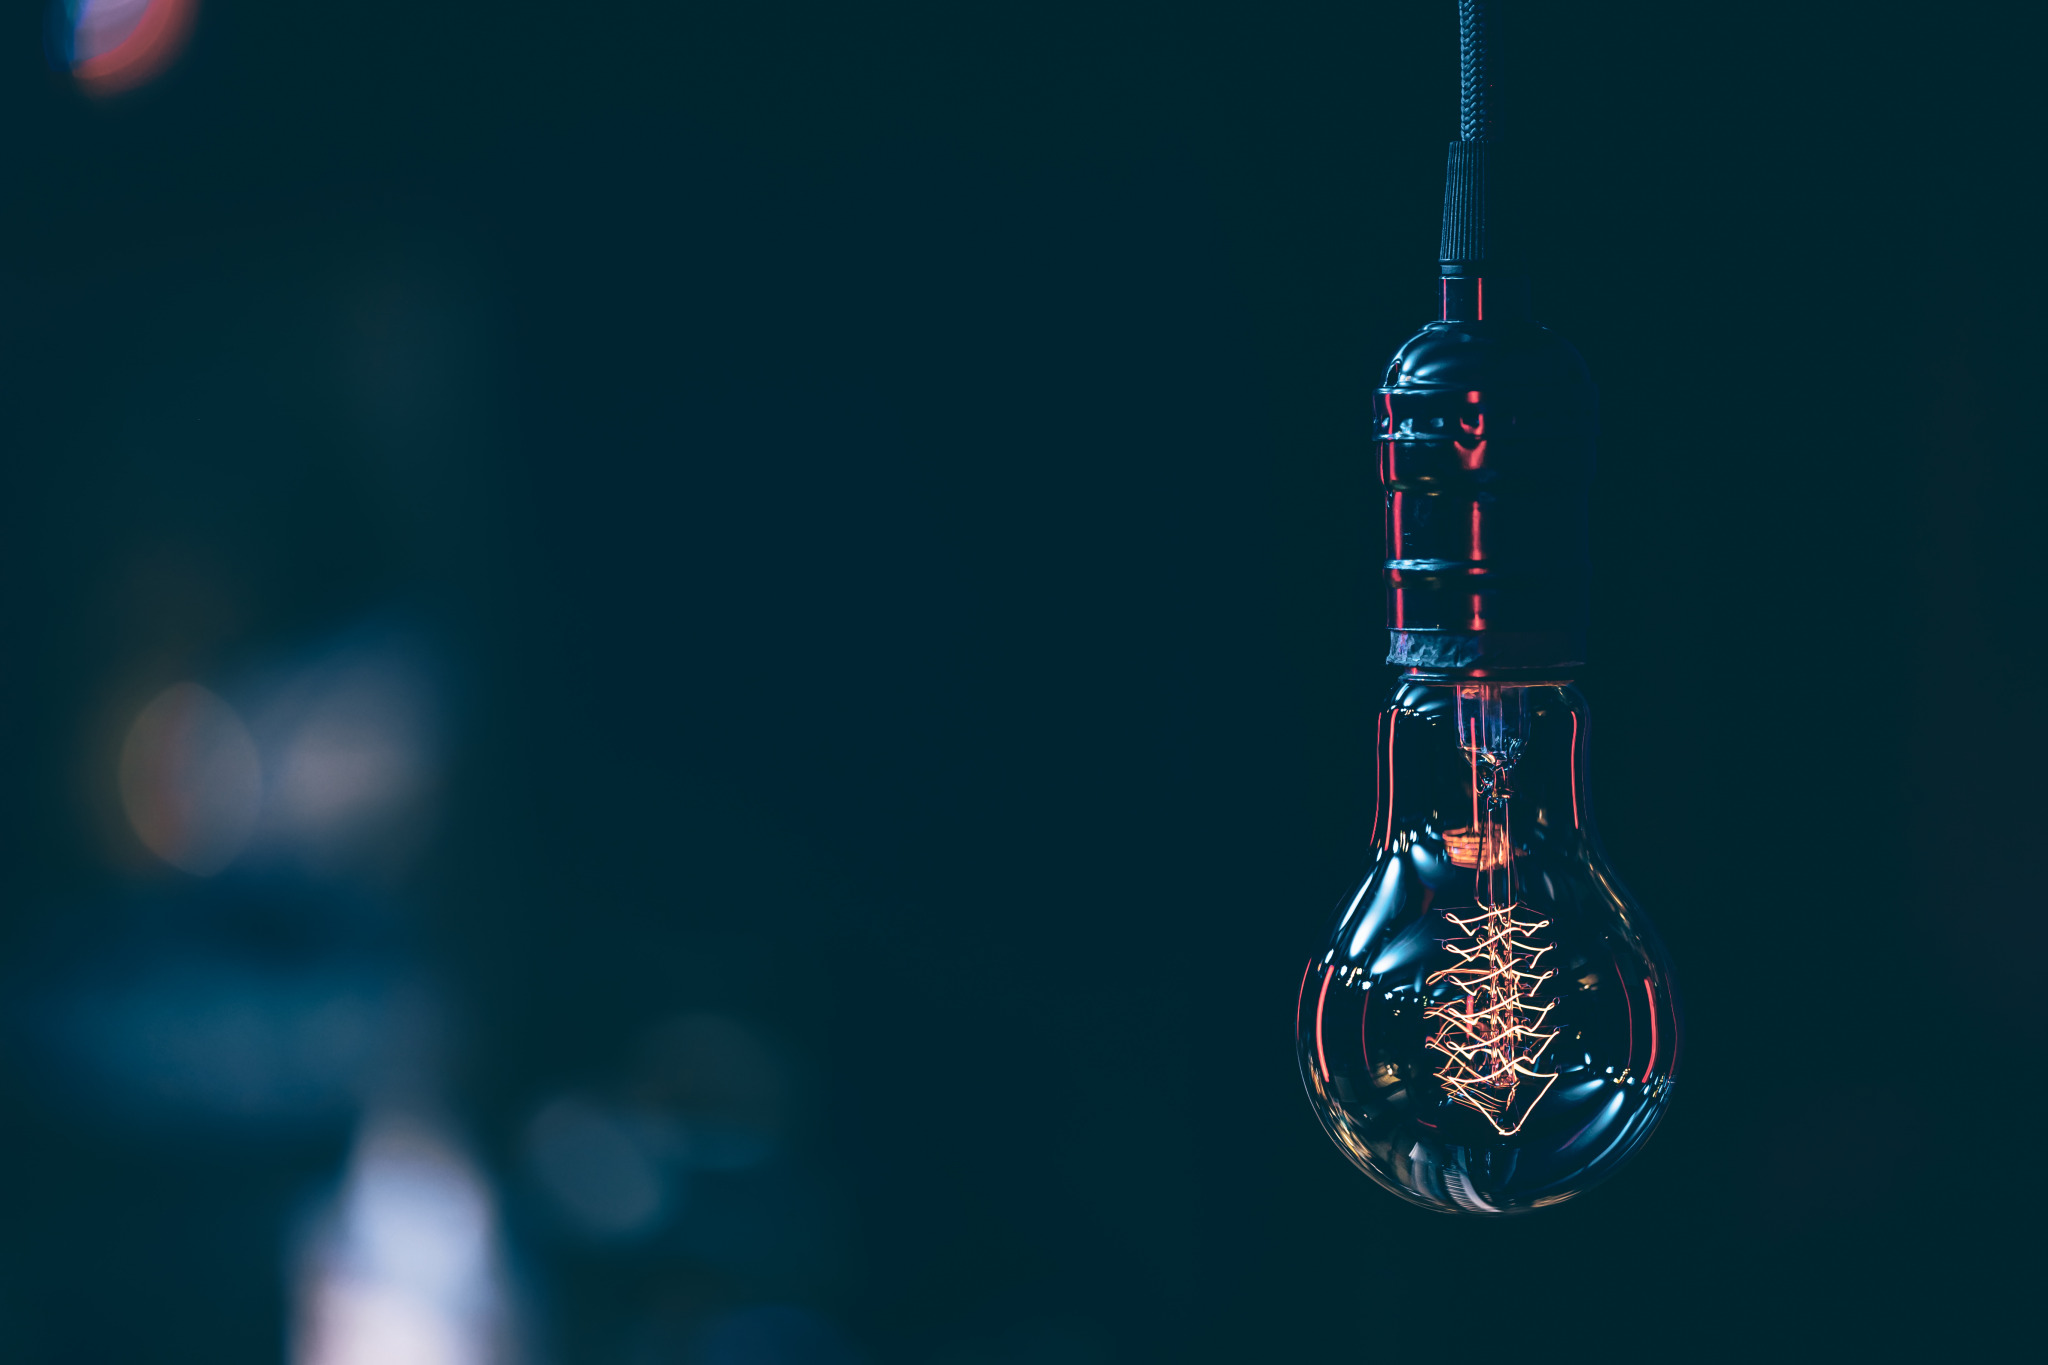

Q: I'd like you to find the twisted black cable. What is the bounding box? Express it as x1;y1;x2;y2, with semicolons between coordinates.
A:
1458;0;1495;142
1440;0;1502;267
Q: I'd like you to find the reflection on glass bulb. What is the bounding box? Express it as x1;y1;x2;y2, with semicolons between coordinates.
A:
1298;681;1679;1214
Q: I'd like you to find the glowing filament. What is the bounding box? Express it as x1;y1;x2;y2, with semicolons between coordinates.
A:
1426;711;1558;1135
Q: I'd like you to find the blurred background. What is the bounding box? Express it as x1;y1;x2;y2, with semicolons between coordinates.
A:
0;1;2038;1361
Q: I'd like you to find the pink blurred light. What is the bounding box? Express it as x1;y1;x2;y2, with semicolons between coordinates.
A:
69;0;198;97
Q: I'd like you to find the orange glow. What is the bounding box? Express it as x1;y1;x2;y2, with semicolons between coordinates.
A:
1426;702;1558;1134
1442;718;1507;867
1382;711;1397;849
1425;901;1559;1134
1314;966;1335;1083
1440;824;1508;869
1643;977;1659;1078
1468;719;1479;824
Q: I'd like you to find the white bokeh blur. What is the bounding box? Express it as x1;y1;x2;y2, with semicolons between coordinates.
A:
294;1112;518;1365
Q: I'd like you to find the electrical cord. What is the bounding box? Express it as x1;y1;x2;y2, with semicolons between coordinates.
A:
1459;0;1495;142
1441;0;1501;269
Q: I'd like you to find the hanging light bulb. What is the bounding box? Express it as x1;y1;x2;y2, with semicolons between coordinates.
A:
1296;0;1681;1213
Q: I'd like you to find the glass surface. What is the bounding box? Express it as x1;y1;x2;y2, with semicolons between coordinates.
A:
1298;681;1680;1213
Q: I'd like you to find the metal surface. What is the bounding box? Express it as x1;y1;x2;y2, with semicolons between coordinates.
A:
1378;275;1597;678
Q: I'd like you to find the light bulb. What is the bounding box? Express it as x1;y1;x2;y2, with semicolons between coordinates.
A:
1297;679;1680;1213
1296;0;1682;1213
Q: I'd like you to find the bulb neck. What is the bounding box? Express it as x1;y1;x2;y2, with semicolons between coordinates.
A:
1371;679;1595;860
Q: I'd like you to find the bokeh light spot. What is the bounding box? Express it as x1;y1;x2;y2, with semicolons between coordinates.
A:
294;1113;513;1365
523;1097;669;1241
48;0;199;97
118;681;262;875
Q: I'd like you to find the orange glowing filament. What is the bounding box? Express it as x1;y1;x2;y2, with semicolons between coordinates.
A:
1426;711;1559;1135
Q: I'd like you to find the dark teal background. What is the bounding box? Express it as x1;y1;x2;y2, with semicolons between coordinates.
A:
0;2;2036;1360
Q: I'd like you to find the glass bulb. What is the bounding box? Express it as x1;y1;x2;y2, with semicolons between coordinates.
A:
1297;679;1680;1213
